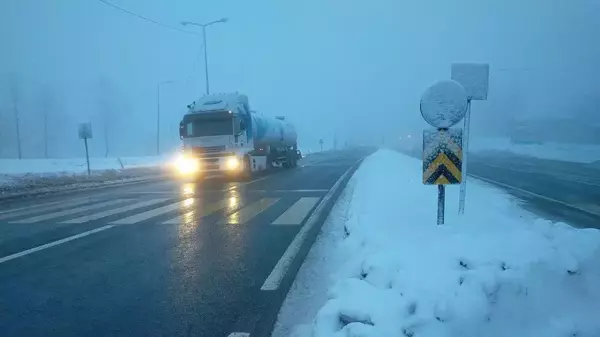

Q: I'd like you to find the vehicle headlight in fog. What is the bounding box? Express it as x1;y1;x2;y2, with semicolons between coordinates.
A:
226;156;240;170
175;154;199;174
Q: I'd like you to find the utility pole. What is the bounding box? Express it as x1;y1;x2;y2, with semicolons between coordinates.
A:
9;81;22;160
157;80;173;156
181;18;228;95
44;109;48;158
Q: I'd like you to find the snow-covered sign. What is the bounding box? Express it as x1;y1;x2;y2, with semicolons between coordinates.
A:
451;63;489;100
423;128;463;185
78;122;93;139
420;80;468;129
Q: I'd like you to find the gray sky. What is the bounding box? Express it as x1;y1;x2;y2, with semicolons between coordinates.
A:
1;0;599;157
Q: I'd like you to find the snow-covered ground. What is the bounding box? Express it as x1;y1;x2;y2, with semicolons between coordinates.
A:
0;155;170;191
273;149;600;337
471;137;600;164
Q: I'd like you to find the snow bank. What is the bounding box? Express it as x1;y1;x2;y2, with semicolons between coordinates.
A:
0;156;166;176
0;155;169;192
471;137;600;164
280;149;600;337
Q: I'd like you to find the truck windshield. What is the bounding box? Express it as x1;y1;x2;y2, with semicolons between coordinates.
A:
182;113;233;137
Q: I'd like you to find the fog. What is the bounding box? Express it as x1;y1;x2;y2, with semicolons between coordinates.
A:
1;0;599;158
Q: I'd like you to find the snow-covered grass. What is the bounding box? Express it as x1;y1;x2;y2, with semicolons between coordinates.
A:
0;156;166;176
471;137;600;164
274;149;600;337
0;155;170;194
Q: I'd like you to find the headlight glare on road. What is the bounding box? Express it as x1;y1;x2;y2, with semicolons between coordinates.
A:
175;154;199;175
226;156;240;170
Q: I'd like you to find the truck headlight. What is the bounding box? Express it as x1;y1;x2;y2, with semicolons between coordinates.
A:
226;156;240;170
175;154;200;174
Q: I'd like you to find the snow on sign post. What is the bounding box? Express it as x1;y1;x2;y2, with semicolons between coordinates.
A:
420;80;467;225
78;122;93;177
451;63;489;215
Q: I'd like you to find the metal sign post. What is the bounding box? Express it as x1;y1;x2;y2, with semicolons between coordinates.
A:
78;122;93;177
420;80;468;225
451;63;489;215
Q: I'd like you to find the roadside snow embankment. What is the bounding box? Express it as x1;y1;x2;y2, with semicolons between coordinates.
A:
0;156;168;195
471;137;600;164
277;149;600;337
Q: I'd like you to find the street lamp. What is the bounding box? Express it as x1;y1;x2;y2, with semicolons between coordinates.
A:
157;80;174;156
180;18;228;95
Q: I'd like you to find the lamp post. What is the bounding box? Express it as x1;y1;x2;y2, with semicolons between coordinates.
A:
157;80;173;155
181;18;228;95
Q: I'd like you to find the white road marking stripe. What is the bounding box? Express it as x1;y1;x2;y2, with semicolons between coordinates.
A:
219;198;279;225
227;333;250;337
61;199;169;224
110;199;194;224
471;174;600;217
10;199;126;223
162;199;228;224
0;198;96;220
0;225;115;264
272;197;320;225
261;161;358;291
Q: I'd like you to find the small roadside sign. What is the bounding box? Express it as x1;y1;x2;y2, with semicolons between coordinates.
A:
423;129;463;185
78;122;93;176
451;63;489;100
420;80;468;129
78;122;93;140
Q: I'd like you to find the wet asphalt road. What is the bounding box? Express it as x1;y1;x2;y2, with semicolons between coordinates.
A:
469;152;600;229
0;149;372;337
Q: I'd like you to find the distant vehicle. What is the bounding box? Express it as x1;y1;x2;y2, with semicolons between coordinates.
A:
175;92;299;180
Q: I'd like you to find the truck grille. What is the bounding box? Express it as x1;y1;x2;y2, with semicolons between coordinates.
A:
191;146;232;157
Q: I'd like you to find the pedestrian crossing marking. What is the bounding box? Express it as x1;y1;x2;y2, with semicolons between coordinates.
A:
221;198;279;225
0;198;98;220
2;195;323;226
110;199;196;225
62;199;170;224
162;199;229;224
271;197;320;225
10;199;127;223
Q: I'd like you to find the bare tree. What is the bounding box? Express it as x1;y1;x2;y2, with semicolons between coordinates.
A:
93;78;122;158
8;75;22;159
37;88;57;158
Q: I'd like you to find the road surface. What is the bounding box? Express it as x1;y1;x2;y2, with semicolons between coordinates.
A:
0;148;372;337
468;151;600;229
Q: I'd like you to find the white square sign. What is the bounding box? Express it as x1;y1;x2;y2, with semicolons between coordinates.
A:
451;63;489;100
78;122;93;139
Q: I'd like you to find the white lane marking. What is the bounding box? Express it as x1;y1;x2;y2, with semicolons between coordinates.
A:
471;174;600;217
62;199;169;224
227;333;250;337
220;198;279;225
251;189;328;193
162;199;228;224
0;225;115;264
0;198;96;220
110;199;194;224
261;162;357;291
10;199;126;223
476;162;600;187
272;197;320;225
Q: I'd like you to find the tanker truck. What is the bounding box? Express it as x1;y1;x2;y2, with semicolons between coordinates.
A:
174;92;299;180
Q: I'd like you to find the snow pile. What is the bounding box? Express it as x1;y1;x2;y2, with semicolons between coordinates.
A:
471;137;600;164
289;149;600;337
0;156;167;176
